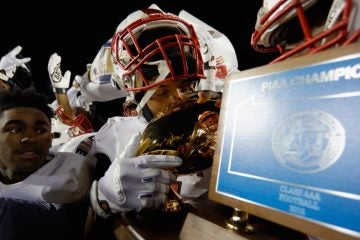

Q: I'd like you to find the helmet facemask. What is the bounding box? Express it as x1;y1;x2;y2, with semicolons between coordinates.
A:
111;10;205;115
55;105;94;138
251;0;358;63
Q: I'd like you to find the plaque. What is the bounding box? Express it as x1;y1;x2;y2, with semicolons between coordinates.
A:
209;43;360;240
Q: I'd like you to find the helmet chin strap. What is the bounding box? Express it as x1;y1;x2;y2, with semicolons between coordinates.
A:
136;61;170;114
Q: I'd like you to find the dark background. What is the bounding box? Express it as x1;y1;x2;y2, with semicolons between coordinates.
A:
1;0;277;100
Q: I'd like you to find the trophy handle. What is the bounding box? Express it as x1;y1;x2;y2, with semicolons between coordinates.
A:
226;208;254;233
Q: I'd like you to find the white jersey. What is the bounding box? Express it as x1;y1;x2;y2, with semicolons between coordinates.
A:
92;116;211;199
53;132;96;156
81;39;127;102
0;151;95;204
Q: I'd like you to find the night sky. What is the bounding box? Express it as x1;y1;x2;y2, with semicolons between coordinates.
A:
1;0;277;99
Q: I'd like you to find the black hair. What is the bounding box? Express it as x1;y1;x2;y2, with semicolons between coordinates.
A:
0;89;54;121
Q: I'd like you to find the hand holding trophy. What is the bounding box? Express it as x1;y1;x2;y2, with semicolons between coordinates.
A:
136;93;220;213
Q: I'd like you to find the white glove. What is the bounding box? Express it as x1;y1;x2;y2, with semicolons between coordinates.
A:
72;63;91;88
48;53;71;93
0;46;31;81
90;132;182;217
71;75;83;88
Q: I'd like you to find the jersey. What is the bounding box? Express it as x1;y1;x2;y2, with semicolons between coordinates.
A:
0;151;95;204
0;198;89;240
81;39;128;102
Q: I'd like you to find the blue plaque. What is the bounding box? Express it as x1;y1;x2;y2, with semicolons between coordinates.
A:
210;44;360;240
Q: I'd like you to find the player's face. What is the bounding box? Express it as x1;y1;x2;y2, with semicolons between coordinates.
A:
0;107;52;183
147;79;198;117
0;79;11;91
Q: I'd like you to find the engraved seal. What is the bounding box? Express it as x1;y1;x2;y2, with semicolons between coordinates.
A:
272;110;345;173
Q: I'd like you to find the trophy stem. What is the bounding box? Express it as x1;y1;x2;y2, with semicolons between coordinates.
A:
226;208;254;233
164;182;183;213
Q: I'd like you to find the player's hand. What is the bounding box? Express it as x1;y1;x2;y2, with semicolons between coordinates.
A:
0;46;31;80
72;75;83;88
90;133;182;217
72;63;91;88
48;53;71;93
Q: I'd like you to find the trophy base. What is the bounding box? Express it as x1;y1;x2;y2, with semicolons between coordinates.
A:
225;208;255;233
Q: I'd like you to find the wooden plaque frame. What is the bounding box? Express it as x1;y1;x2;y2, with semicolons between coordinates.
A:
209;43;360;240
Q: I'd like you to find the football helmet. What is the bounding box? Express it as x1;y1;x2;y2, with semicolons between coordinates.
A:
179;10;239;93
251;0;360;63
54;105;94;139
111;8;205;113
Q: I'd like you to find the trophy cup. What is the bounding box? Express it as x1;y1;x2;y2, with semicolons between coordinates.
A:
136;95;220;213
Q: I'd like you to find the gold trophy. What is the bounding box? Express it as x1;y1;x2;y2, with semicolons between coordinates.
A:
132;93;254;235
136;93;220;213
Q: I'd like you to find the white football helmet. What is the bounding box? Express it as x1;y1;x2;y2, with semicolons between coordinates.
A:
251;0;360;63
111;8;205;113
179;10;239;93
